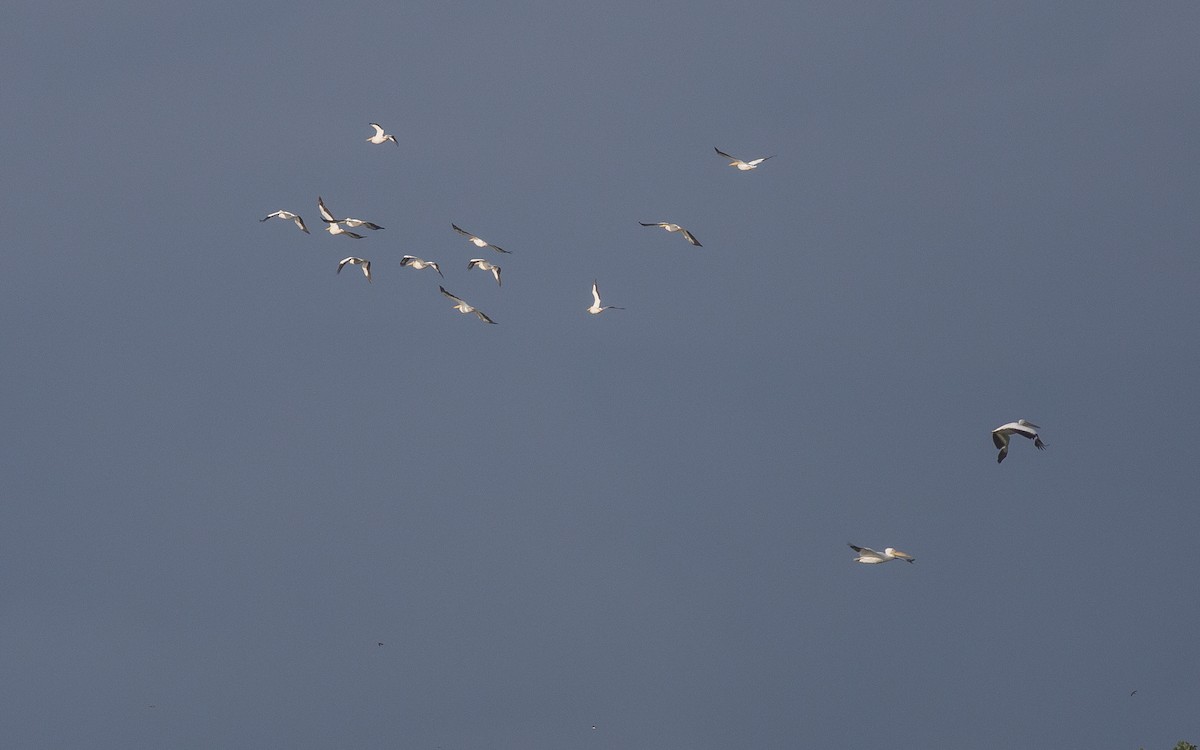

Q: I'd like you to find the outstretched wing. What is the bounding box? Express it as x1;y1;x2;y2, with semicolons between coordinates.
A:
439;286;466;305
318;196;337;223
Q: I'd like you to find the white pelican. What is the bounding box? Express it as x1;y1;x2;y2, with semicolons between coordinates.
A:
342;217;383;231
848;544;915;564
260;210;309;234
400;255;443;277
991;419;1046;464
452;223;510;254
325;222;363;239
337;256;371;282
587;280;624;315
714;147;774;171
317;197;381;230
467;258;502;286
439;286;496;324
366;122;397;145
639;221;701;247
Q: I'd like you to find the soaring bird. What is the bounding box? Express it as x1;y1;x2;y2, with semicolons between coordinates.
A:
366;122;398;145
317;197;381;230
848;544;915;564
260;210;309;234
337;256;372;282
400;255;443;277
452;224;510;254
587;280;624;315
439;286;496;324
714;147;774;171
342;217;383;230
325;222;364;239
639;221;701;246
991;419;1046;464
467;258;502;286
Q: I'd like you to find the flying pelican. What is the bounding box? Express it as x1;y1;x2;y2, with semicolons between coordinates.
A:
260;210;309;234
848;544;915;564
991;419;1046;464
317;197;381;230
342;217;383;230
366;122;397;145
639;221;701;247
325;222;363;239
452;223;510;254
467;258;502;286
400;255;443;277
439;286;496;324
714;147;774;171
587;280;624;314
337;257;371;282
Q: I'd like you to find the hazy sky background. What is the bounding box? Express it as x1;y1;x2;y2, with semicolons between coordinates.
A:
3;2;1199;748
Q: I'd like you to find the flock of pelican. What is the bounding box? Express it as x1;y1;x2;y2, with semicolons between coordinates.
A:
263;123;1051;567
259;124;762;322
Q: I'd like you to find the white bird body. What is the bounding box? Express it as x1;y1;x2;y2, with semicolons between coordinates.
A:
587;280;624;315
848;544;915;564
337;256;371;282
714;147;774;171
367;122;397;145
260;210;309;234
452;224;510;254
640;221;701;246
467;258;502;286
400;255;443;277
992;419;1046;463
439;286;496;324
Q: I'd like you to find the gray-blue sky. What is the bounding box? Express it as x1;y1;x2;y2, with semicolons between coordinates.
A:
2;2;1199;748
